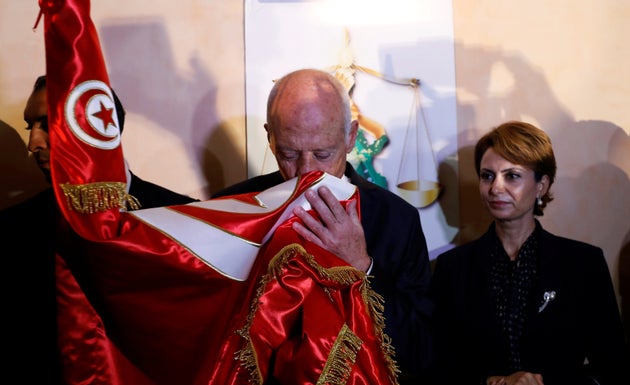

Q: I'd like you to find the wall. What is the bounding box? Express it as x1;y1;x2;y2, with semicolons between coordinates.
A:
1;0;628;335
0;0;247;204
450;1;629;337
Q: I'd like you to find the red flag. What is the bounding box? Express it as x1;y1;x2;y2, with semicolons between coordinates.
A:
41;0;132;240
41;1;400;384
54;172;399;385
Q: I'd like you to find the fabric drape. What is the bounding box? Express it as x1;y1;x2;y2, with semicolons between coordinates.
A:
40;1;398;383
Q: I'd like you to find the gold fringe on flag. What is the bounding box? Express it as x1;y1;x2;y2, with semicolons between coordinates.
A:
317;323;363;385
233;337;261;384
235;269;273;384
60;181;140;213
361;279;400;384
269;244;366;284
235;243;400;385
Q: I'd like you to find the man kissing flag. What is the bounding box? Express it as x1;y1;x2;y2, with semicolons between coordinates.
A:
40;1;399;384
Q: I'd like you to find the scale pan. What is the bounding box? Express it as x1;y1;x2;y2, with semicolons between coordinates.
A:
396;180;442;208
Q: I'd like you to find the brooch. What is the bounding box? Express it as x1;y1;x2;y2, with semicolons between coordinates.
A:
538;290;556;313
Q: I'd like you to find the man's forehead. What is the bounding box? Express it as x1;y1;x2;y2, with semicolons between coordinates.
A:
25;92;47;111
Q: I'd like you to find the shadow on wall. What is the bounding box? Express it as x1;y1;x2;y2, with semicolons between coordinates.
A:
620;232;630;350
437;140;492;249
455;39;630;243
202;116;247;196
0;120;49;210
98;18;245;197
444;40;629;331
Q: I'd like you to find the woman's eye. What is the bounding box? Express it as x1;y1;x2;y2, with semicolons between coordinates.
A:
480;171;493;181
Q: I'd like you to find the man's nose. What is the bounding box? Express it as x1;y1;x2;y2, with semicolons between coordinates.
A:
28;128;49;152
297;154;316;175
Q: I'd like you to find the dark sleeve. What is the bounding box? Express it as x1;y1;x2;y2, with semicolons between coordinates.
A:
129;172;198;209
211;172;284;199
365;198;434;383
0;190;64;384
427;246;486;385
581;246;630;385
211;181;257;198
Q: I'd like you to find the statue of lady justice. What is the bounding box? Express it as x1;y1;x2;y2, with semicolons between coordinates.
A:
329;29;420;189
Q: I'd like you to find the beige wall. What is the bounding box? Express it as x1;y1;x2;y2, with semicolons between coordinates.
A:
1;1;628;333
1;1;247;203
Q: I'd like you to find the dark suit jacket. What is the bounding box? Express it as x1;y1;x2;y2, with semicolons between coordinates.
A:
129;172;198;209
1;173;197;385
212;163;434;382
430;220;629;385
2;188;60;384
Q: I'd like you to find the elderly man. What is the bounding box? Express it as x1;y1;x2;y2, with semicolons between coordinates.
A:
213;68;434;383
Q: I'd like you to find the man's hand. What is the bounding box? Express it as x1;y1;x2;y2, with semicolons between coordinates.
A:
291;186;371;272
487;371;544;385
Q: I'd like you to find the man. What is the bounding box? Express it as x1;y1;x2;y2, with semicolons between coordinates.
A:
1;75;197;385
212;68;434;382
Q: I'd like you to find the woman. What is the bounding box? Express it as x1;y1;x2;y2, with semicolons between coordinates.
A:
430;121;628;385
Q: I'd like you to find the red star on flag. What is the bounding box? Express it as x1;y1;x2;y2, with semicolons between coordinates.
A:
92;101;116;131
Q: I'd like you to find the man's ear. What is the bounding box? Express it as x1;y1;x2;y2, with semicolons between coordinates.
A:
346;120;359;153
264;123;276;155
264;123;270;143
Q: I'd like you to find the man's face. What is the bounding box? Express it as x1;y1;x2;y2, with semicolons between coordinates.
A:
23;86;50;180
268;125;352;181
266;81;358;180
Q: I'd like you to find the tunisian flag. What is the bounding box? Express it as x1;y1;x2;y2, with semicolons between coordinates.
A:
41;1;399;384
41;0;131;240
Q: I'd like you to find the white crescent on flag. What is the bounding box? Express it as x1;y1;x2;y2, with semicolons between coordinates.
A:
65;80;121;150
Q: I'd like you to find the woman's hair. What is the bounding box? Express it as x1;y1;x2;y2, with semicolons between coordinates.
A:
474;120;557;215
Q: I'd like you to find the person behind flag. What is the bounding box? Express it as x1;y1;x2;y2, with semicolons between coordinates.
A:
23;75;199;205
212;68;435;384
0;74;198;385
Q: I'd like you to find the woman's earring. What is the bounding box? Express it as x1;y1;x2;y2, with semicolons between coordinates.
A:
536;196;543;206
